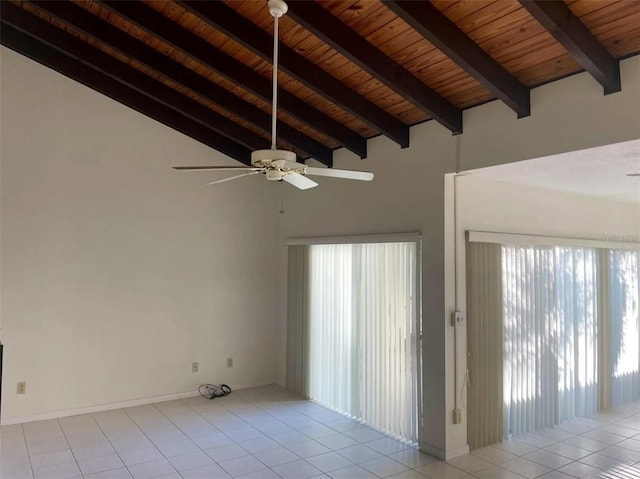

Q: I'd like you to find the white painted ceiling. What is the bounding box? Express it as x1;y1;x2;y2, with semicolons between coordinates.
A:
468;139;640;203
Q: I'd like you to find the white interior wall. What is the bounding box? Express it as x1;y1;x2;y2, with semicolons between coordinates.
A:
278;56;640;459
455;176;640;241
0;48;280;423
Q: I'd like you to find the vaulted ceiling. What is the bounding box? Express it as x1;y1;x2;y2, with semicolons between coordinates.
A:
2;1;639;167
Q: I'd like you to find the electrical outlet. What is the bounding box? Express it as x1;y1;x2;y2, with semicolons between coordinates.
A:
451;311;466;328
453;409;462;424
17;382;26;395
226;357;233;368
192;362;199;373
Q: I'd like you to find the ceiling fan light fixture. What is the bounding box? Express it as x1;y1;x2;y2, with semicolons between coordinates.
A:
266;169;284;181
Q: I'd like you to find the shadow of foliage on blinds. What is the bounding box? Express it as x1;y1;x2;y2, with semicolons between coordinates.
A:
467;237;639;450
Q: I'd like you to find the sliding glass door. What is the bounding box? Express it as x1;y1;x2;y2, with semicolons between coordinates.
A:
288;239;421;443
467;234;640;448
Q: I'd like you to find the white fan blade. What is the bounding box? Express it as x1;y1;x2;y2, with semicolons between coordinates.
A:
273;159;302;170
174;166;260;171
282;172;318;190
306;167;373;181
206;172;261;185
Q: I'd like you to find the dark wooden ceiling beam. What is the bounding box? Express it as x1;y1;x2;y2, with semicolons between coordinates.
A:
0;2;273;155
519;0;621;94
385;1;530;118
98;0;366;159
287;1;462;134
177;0;410;149
27;0;333;166
0;23;253;165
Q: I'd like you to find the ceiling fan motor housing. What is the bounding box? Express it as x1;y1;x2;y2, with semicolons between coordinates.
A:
251;148;297;167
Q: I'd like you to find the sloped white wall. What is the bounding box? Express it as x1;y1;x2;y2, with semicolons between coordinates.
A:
0;48;280;422
278;56;640;458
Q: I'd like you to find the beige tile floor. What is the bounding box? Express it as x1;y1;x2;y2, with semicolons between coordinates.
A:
1;385;640;478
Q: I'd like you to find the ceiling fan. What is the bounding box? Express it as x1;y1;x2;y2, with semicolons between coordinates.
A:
173;0;374;190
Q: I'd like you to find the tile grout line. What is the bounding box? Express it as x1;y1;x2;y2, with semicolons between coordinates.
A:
21;423;37;479
90;408;169;478
55;416;86;478
159;395;300;477
177;394;323;478
249;395;418;479
148;397;270;477
118;405;182;477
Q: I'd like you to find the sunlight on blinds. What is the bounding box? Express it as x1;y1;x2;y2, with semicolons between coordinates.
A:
468;237;640;446
502;245;599;437
308;244;354;414
611;250;640;405
308;242;419;443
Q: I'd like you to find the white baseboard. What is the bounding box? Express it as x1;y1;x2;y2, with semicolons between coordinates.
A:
1;391;198;426
227;379;276;392
445;444;470;460
1;379;276;426
420;441;445;459
420;441;469;460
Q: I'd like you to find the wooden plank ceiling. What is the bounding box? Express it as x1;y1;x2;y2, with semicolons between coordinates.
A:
1;0;639;167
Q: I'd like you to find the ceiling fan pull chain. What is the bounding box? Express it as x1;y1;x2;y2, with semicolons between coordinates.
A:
279;180;285;214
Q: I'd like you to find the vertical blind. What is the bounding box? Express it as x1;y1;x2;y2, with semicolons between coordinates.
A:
467;235;640;448
610;250;640;406
467;242;503;450
287;240;420;443
286;246;310;397
502;246;599;437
